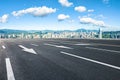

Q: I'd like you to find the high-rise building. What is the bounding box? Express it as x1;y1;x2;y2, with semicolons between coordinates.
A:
99;28;102;39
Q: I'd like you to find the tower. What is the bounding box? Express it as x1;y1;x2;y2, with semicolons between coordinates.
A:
99;28;102;39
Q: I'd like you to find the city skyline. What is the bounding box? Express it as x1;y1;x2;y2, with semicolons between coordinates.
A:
0;0;120;31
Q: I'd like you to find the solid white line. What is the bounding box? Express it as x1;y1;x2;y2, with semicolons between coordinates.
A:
86;47;120;53
2;45;6;49
5;58;15;80
44;43;73;49
31;44;39;46
60;51;120;70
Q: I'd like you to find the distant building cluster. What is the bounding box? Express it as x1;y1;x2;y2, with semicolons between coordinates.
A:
0;32;98;39
102;31;120;39
0;29;120;39
0;33;40;39
42;32;97;39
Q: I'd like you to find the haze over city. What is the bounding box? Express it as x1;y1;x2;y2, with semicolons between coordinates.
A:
0;0;120;31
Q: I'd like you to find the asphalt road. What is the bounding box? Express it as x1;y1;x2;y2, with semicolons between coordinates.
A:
0;38;120;80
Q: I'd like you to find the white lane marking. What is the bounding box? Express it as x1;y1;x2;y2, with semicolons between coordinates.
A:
44;43;73;49
53;42;91;46
5;58;15;80
56;45;73;49
74;43;91;45
48;40;72;43
2;45;6;49
96;43;120;47
31;44;39;46
48;40;94;45
45;39;120;47
86;47;120;53
60;51;120;70
18;45;37;54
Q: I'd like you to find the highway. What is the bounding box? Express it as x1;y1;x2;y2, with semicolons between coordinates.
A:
0;39;120;80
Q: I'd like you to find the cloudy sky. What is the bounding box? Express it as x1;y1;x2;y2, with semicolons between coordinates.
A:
0;0;120;31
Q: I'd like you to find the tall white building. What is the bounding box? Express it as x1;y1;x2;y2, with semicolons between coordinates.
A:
99;28;102;39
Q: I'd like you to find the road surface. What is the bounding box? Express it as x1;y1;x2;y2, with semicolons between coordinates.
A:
0;39;120;80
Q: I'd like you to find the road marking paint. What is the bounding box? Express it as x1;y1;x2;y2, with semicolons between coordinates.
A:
45;39;120;47
5;58;15;80
96;43;120;47
47;42;74;45
19;45;37;54
86;47;120;53
56;45;73;49
2;45;6;49
44;43;73;49
18;45;27;49
31;44;39;46
60;51;120;70
48;40;72;43
75;43;91;45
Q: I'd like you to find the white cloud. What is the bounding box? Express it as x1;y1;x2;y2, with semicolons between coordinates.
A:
58;14;70;21
95;14;106;19
0;14;9;23
79;17;106;27
74;6;86;12
103;0;109;4
88;9;94;12
12;6;56;17
59;0;73;7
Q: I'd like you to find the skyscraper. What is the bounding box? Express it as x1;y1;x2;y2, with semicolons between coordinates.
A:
99;28;102;39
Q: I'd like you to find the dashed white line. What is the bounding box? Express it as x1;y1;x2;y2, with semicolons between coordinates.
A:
60;51;120;70
96;43;120;47
5;58;15;80
2;45;6;49
31;44;39;46
86;47;120;53
74;43;91;45
44;43;73;49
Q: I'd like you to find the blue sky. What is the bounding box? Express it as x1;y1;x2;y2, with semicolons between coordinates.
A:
0;0;120;31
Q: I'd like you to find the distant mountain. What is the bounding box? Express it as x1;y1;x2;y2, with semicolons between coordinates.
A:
0;29;99;34
0;29;27;34
75;29;98;32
